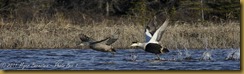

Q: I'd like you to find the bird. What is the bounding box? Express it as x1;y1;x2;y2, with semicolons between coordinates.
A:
130;16;170;60
78;30;120;53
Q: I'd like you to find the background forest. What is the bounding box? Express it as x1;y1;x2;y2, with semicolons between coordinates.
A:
0;0;240;49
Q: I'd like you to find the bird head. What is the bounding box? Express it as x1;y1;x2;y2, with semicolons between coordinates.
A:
130;41;139;47
160;48;170;53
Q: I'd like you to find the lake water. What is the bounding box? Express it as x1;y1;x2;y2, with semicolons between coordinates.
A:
0;49;240;70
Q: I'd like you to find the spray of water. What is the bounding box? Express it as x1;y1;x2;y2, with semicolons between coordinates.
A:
174;42;184;61
200;38;213;61
179;41;192;61
225;48;240;60
176;49;183;61
183;46;192;60
124;49;137;61
201;51;213;61
130;52;137;61
174;41;192;61
175;49;193;61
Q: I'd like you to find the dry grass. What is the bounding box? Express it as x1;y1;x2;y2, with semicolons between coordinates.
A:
0;17;240;49
163;21;240;49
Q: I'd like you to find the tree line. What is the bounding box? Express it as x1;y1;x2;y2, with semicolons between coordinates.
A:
0;0;240;23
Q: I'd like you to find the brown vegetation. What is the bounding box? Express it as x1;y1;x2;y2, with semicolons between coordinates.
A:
0;16;240;49
0;0;240;49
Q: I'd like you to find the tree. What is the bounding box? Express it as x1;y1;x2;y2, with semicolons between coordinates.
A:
205;0;240;21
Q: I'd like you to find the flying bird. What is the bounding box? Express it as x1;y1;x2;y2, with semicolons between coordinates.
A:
131;17;170;60
78;30;120;53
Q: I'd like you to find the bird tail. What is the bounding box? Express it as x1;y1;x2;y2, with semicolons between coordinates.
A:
111;48;116;52
161;48;169;53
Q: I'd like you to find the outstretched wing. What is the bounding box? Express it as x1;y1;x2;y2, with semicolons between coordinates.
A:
106;30;120;45
145;29;152;42
145;16;157;42
91;37;110;44
148;18;170;43
146;16;157;36
79;33;95;42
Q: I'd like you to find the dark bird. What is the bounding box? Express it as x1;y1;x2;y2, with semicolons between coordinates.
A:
78;30;120;53
131;16;170;60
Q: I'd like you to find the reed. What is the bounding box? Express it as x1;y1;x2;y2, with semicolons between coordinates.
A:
0;16;240;49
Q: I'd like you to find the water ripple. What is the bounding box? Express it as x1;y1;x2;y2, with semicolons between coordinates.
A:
0;49;240;70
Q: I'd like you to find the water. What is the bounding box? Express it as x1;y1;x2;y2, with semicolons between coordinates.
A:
0;49;240;70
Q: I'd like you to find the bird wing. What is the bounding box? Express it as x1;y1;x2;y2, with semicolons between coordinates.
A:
145;16;157;42
106;30;120;45
79;33;95;42
146;16;157;36
145;29;152;42
91;37;110;44
148;18;169;43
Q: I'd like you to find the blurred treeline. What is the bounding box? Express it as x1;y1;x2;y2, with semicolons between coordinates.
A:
0;0;240;23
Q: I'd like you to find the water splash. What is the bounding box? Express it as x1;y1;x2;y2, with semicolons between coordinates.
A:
175;49;183;61
200;38;213;61
174;42;185;61
175;48;192;61
200;50;213;61
225;48;240;60
124;49;137;61
183;46;192;60
130;53;137;61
